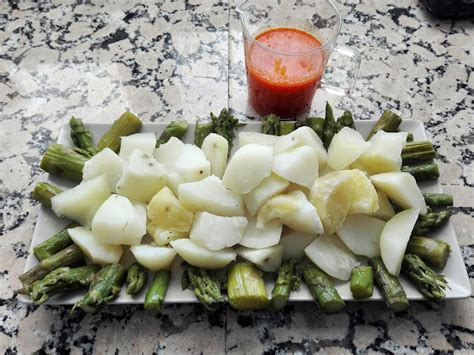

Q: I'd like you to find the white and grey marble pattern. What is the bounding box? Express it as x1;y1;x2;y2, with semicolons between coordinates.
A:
0;0;473;354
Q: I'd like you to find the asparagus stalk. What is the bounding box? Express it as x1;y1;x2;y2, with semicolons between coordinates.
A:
401;141;437;164
261;114;280;135
350;266;373;299
33;222;79;261
301;262;345;314
156;120;189;147
210;109;244;153
40;144;88;181
126;262;147;295
97;112;142;152
144;269;171;312
423;193;453;208
19;245;85;291
279;121;296;136
413;210;451;235
402;161;440;181
337;110;355;130
370;257;409;312
271;259;299;311
29;265;99;305
32;182;63;208
72;263;126;313
367;110;402;139
406;132;414;142
323;102;338;149
306;117;325;140
406;236;451;269
227;262;269;311
402;254;448;301
69;117;97;157
194;121;213;147
181;265;223;311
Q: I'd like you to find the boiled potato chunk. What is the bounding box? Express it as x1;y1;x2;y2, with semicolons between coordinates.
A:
51;175;111;228
170;239;236;269
243;173;289;216
284;182;310;196
175;144;210;182
201;133;228;179
272;146;319;189
304;234;360;280
190;212;247;250
222;143;273;194
165;165;186;196
119;132;156;161
130;245;177;271
348;169;379;215
327;127;371;170
380;208;420;276
308;170;354;235
336;214;385;257
153;137;184;166
82;148;124;191
147;186;194;233
178;176;244;216
91;194;146;245
116;150;167;203
279;230;316;261
69;226;122;265
238;131;279;148
256;193;300;228
370;172;427;214
371;190;395;221
147;220;187;246
236;245;284;272
239;216;282;249
280;191;324;234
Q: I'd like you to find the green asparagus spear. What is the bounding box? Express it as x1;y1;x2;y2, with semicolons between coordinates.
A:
423;193;453;208
126;262;147;295
69;117;97;157
97;111;143;152
401;141;437;164
33;222;78;261
40;144;88;181
337;110;355;130
227;262;269;311
301;262;345;314
29;265;99;305
406;133;414;142
194;121;214;147
181;265;223;311
367;110;402;139
279;121;296;136
144;269;171;312
306;117;325;139
402;254;448;301
156;120;189;147
406;236;451;269
72;263;126;313
412;210;451;235
19;245;85;291
401;161;440;181
370;257;409;312
261;114;280;135
271;259;300;310
210;109;244;153
350;266;373;299
323;102;338;149
32;182;63;208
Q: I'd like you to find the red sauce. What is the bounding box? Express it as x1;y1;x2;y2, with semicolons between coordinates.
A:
246;27;325;118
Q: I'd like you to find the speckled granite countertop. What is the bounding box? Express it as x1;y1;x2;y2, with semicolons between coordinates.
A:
1;0;473;353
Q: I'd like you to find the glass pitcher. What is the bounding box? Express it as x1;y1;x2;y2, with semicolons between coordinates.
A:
236;0;361;119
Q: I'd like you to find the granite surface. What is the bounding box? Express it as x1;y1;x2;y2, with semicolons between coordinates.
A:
1;0;473;353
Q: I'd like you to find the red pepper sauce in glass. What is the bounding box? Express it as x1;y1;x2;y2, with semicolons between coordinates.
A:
246;27;325;119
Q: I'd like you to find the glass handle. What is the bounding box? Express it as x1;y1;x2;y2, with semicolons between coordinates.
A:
321;45;362;96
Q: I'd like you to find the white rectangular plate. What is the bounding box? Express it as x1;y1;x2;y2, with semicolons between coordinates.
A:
18;120;471;305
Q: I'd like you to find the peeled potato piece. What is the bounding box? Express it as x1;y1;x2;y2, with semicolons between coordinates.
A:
175;144;211;182
348;169;379;215
82;148;124;191
272;146;319;189
165;165;186;196
243;173;289;216
240;216;283;249
279;230;316;261
380;208;420;276
130;245;177;271
116;149;167;203
370;172;427;214
304;234;360;281
222;143;273;194
92;194;146;245
371;190;396;221
236;245;284;272
69;226;122;265
201;133;228;179
280;191;324;234
238;131;279;148
119;132;156;161
178;175;244;216
147;220;187;246
153;137;184;166
190;212;247;250
337;214;385;257
327;127;371;170
256;193;300;228
170;239;236;269
51;175;111;228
